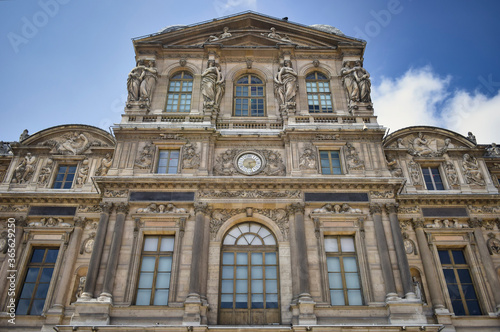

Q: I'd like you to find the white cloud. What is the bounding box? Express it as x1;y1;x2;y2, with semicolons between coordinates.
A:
214;0;257;16
372;67;500;143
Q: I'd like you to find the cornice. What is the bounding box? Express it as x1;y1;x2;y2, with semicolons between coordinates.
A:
396;194;500;206
0;193;102;205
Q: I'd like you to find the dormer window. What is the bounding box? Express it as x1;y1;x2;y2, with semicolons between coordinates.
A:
166;71;193;112
233;74;265;117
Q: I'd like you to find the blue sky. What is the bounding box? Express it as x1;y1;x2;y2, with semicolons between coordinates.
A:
1;0;500;142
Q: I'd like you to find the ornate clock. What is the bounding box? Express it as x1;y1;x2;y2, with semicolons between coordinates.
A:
236;152;264;175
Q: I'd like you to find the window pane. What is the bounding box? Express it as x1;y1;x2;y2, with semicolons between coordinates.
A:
251;253;263;265
452;250;466;264
221;280;234;293
340;237;355;252
31;300;45;315
266;280;278;293
138;272;154;288
154;290;169;305
251;294;264;308
141;257;156;272
144;237;158;251
220;294;233;308
158;256;172;272
251;266;263;279
35;283;49;298
25;268;40;282
45;250;59;263
136;289;151;305
223;252;234;265
39;268;54;282
329;273;343;288
265;266;277;279
443;269;456;283
251;280;263;293
457;269;472;283
236;253;248;265
20;283;35;299
438;250;451;264
324;237;339;252
343;257;358;272
266;293;279;308
265;253;277;265
235;294;248;308
160;237;175;252
331;290;345;305
236;266;248;279
327;257;341;272
156;273;171;288
222;266;233;279
467;301;482;315
31;249;45;263
345;274;360;289
236;280;248;293
347;290;363;305
16;299;30;315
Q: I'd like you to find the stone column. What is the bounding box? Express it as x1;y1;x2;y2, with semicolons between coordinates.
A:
385;203;416;299
369;204;398;300
100;203;129;299
289;202;316;325
52;218;85;310
183;202;209;325
469;218;500;312
412;219;446;312
81;202;112;299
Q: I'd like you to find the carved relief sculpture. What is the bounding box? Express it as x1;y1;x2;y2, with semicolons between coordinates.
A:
207;27;232;41
76;159;89;186
311;203;361;214
298;144;317;170
274;60;298;116
12;153;36;184
386;155;403;177
487;233;500;254
37;158;53;186
134;142;154;169
58;132;90;155
136;203;187;214
262;27;292;42
408;160;422;186
462;154;485;186
444;161;459;186
95;153;112;176
345;143;365;170
201;60;225;116
80;232;96;254
407;133;449;157
214;149;285;176
182;142;201;169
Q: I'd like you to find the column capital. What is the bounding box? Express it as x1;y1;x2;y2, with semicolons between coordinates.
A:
385;203;399;215
288;202;305;214
369;203;382;216
100;202;113;214
194;201;210;215
411;218;425;229
116;202;129;215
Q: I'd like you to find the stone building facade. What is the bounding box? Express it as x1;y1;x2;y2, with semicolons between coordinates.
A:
1;12;500;332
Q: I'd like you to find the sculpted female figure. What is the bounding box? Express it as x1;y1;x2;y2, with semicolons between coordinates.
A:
139;61;158;104
274;60;298;109
201;61;224;110
127;60;144;102
354;60;371;102
341;61;359;103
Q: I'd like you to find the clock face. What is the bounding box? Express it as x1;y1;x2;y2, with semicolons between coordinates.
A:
237;153;263;175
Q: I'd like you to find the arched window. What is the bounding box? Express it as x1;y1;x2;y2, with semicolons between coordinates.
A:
306;71;333;113
165;71;193;112
233;74;265;117
219;222;279;325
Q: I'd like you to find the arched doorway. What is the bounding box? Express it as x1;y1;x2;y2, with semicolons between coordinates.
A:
219;222;280;325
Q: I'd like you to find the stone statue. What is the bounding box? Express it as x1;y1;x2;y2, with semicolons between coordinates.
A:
0;142;11;155
462;154;485;186
134;143;154;169
95;153;112;176
12;153;36;184
408;160;421;186
201;61;225;112
76;159;89;186
386;155;403;177
37;158;53;186
127;60;143;102
345;143;364;170
444;161;459;186
19;129;29;142
139;60;158;106
353;60;371;103
341;61;359;104
182;142;201;169
262;27;292;42
411;133;434;156
487;233;500;255
207;26;232;41
467;132;477;144
486;143;500;157
274;60;298;114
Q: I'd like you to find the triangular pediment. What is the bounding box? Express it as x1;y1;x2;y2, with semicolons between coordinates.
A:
134;12;365;49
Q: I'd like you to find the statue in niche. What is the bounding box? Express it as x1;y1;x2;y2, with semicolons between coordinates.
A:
76;159;89;186
341;61;359;104
353;60;371;103
299;145;317;170
486;143;500;157
37;158;53;186
19;129;30;142
462;154;485;186
139;60;158;107
444;161;459;186
201;61;225;112
95;153;112;176
207;26;232;41
12;153;36;184
274;60;298;115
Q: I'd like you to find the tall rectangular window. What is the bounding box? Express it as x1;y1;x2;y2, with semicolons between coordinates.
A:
16;248;59;315
53;165;76;189
438;249;482;315
156;150;179;174
320;151;342;175
325;236;362;305
306;72;333;113
136;236;175;306
422;166;444;190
